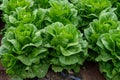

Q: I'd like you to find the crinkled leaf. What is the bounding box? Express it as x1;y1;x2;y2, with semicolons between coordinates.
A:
52;65;63;72
60;46;80;56
32;63;49;78
17;55;38;66
1;53;17;68
59;55;79;65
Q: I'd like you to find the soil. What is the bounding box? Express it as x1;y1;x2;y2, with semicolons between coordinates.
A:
0;18;106;80
79;61;106;80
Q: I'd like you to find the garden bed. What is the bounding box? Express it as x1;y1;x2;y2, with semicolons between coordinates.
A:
1;0;120;80
0;20;105;80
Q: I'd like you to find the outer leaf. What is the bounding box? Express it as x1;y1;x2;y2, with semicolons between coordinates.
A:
59;55;79;65
32;63;49;78
51;65;63;72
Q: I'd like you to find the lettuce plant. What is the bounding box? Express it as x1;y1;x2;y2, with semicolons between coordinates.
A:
3;7;49;30
71;0;111;28
96;30;120;80
48;0;79;27
40;22;88;72
3;7;35;26
0;24;49;79
84;8;120;60
0;0;34;14
84;8;120;51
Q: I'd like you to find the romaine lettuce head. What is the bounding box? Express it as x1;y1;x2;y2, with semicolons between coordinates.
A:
96;30;120;80
42;22;88;72
71;0;112;27
0;0;34;14
48;0;79;27
84;8;120;51
0;24;49;79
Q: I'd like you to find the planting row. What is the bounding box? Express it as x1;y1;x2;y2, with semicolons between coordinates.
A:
0;0;120;80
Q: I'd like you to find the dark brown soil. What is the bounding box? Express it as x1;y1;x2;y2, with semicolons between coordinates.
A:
79;61;106;80
0;55;9;80
0;70;10;80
